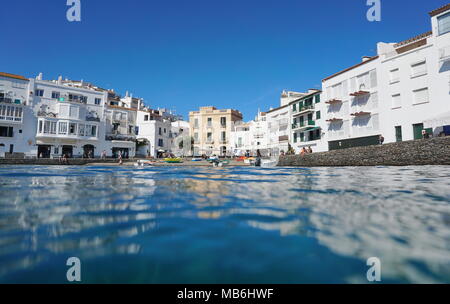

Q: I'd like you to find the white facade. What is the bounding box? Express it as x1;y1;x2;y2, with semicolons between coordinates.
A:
322;57;381;149
135;110;173;157
0;73;32;157
321;6;450;150
230;111;269;156
266;104;291;155
290;90;328;153
31;76;110;158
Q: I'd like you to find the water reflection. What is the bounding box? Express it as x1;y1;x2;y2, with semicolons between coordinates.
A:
0;165;449;283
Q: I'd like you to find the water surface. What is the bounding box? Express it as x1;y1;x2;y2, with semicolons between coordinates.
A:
0;165;449;283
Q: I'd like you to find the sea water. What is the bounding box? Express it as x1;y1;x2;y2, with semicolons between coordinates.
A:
0;165;449;283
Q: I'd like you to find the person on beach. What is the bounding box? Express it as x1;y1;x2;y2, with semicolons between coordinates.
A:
422;129;430;139
118;151;123;165
379;135;385;145
307;146;313;154
62;154;68;164
300;147;307;157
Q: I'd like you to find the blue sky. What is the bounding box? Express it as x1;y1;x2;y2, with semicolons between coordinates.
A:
1;0;447;120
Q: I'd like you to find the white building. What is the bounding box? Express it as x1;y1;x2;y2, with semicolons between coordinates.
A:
230;110;269;156
321;4;450;150
290;89;327;153
31;75;109;158
135;109;173;157
0;72;32;157
266;92;300;155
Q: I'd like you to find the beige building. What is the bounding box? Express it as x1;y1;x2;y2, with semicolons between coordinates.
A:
189;106;243;156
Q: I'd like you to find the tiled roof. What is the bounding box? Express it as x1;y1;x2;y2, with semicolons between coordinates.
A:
322;56;379;83
429;3;450;17
0;72;28;81
394;31;432;48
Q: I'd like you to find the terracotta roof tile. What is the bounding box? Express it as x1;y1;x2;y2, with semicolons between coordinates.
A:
0;72;28;81
322;56;379;83
429;3;450;17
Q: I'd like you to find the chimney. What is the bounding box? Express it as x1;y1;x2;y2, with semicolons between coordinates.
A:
57;75;62;85
36;73;43;80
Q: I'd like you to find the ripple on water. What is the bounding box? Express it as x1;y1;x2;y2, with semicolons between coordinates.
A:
0;165;449;283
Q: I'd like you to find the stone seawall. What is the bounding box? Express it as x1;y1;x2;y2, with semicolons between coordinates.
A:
278;137;450;167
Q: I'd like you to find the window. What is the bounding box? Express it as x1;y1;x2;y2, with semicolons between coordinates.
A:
207;132;212;142
158;139;163;147
59;122;68;135
35;89;44;97
94;98;101;105
91;125;97;137
413;88;429;104
164;128;166;133
0;126;13;137
395;126;402;142
207;118;212;127
391;94;401;108
43;121;51;134
52;92;60;99
79;124;85;136
293;104;297;112
69;106;79;118
194;132;199;143
438;12;450;35
159;127;162;135
144;115;149;121
220;117;226;127
194;118;199;128
50;121;57;134
315;94;320;103
293;132;298;143
221;131;226;142
411;61;427;78
316;111;321;120
69;123;77;135
389;69;400;84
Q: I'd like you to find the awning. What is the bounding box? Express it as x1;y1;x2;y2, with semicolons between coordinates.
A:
424;111;450;128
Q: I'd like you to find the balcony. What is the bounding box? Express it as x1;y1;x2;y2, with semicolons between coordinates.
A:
326;118;343;123
349;91;370;97
292;120;316;131
279;135;289;142
351;111;371;117
106;131;136;142
325;99;342;105
293;105;314;116
0;97;24;105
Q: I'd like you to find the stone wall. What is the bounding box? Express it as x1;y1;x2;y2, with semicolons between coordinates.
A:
278;137;450;167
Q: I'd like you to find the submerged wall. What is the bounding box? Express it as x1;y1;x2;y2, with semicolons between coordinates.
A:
278;136;450;167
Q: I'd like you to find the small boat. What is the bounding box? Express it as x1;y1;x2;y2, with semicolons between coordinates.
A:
134;160;153;168
191;158;203;162
244;157;255;164
261;159;278;168
164;158;183;163
212;160;230;167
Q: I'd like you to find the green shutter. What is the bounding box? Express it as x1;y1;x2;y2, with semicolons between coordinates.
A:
316;111;321;120
315;94;320;103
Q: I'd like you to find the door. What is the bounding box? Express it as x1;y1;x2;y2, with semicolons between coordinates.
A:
9;144;13;154
413;123;424;140
38;145;51;158
395;126;402;142
62;146;73;158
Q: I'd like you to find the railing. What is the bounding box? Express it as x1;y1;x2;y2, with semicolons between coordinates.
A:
106;133;136;141
292;120;315;129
